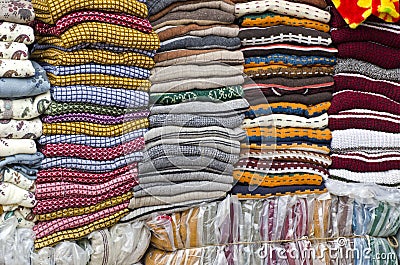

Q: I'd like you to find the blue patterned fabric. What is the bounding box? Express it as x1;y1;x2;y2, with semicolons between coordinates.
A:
245;54;337;66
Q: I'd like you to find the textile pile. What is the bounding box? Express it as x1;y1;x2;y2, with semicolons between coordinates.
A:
232;0;336;198
0;1;50;263
30;0;159;254
124;0;248;221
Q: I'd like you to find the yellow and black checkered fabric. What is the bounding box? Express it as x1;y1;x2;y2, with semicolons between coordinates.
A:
36;22;160;50
31;48;155;68
47;73;151;91
43;118;149;137
33;0;148;24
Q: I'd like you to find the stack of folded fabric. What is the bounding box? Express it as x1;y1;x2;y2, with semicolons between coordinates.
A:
30;0;159;249
328;4;400;188
124;0;249;221
232;0;336;198
0;1;51;230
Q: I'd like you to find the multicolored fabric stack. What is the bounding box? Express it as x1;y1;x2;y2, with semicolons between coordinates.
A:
123;0;248;221
144;190;400;264
328;4;400;189
232;0;336;198
0;0;51;232
30;0;159;249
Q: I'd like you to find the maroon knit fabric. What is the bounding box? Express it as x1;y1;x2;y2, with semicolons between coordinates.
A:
332;27;400;48
333;75;400;102
329;115;400;133
328;91;400;115
331;154;400;171
337;42;400;69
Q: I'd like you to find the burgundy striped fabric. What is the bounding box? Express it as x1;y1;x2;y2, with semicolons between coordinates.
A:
331;152;400;172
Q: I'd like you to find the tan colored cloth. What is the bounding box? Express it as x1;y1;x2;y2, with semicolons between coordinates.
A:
155;50;244;66
155;48;225;62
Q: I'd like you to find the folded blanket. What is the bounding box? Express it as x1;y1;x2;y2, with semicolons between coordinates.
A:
0;22;34;44
248;92;332;105
331;129;400;153
244;65;334;79
42;64;150;79
0;139;36;157
157;24;239;41
38;129;146;148
329;169;400;187
0;118;42;139
243;113;329;129
0;62;51;98
150;98;249;116
33;0;148;24
244;54;336;68
34;208;128;249
145;126;246;142
42;111;149;125
34;202;130;240
244;85;332;98
242;142;331;155
155;50;244;66
231;183;327;198
33;11;152;36
239;26;332;46
239;12;330;32
42;118;149;137
36;22;160;50
36;165;137;185
40;152;143;172
7;165;38;180
47;73;151;90
51;86;149;109
150;75;244;92
139;156;234;175
331;151;400;172
246;102;330;118
0;91;51;120
243;148;331;166
0;42;29;60
158;36;241;52
329;90;400;115
152;9;235;30
245;127;332;144
31;48;155;68
144;137;240;155
138;171;233;185
44;102;135;116
150;113;244;129
235;0;331;23
329;110;400;133
134;181;232;198
334;73;400;102
143;144;239;164
0;0;34;24
242;44;337;58
0;153;44;170
150;64;243;83
41;138;145;160
0;59;35;78
149;0;235;21
245;76;334;90
151;85;243;104
1;167;35;191
0;183;36;207
334;58;400;82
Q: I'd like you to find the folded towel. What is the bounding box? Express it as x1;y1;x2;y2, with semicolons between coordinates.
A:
0;42;29;60
0;22;34;44
0;118;42;139
0;59;35;78
0;1;34;24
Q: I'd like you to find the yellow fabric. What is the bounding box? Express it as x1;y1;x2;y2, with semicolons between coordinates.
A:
33;0;148;24
250;102;331;118
245;127;332;141
235;188;328;199
34;208;128;249
241;142;331;154
31;48;155;69
36;192;133;221
244;65;334;78
47;73;151;91
233;171;323;187
36;22;160;50
43;118;149;137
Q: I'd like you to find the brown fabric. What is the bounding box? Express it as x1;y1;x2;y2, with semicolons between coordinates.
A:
152;9;235;29
180;208;200;248
155;49;225;62
230;0;327;8
245;65;334;79
147;214;184;251
145;248;202;265
157;24;238;41
248;91;333;105
149;0;234;21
